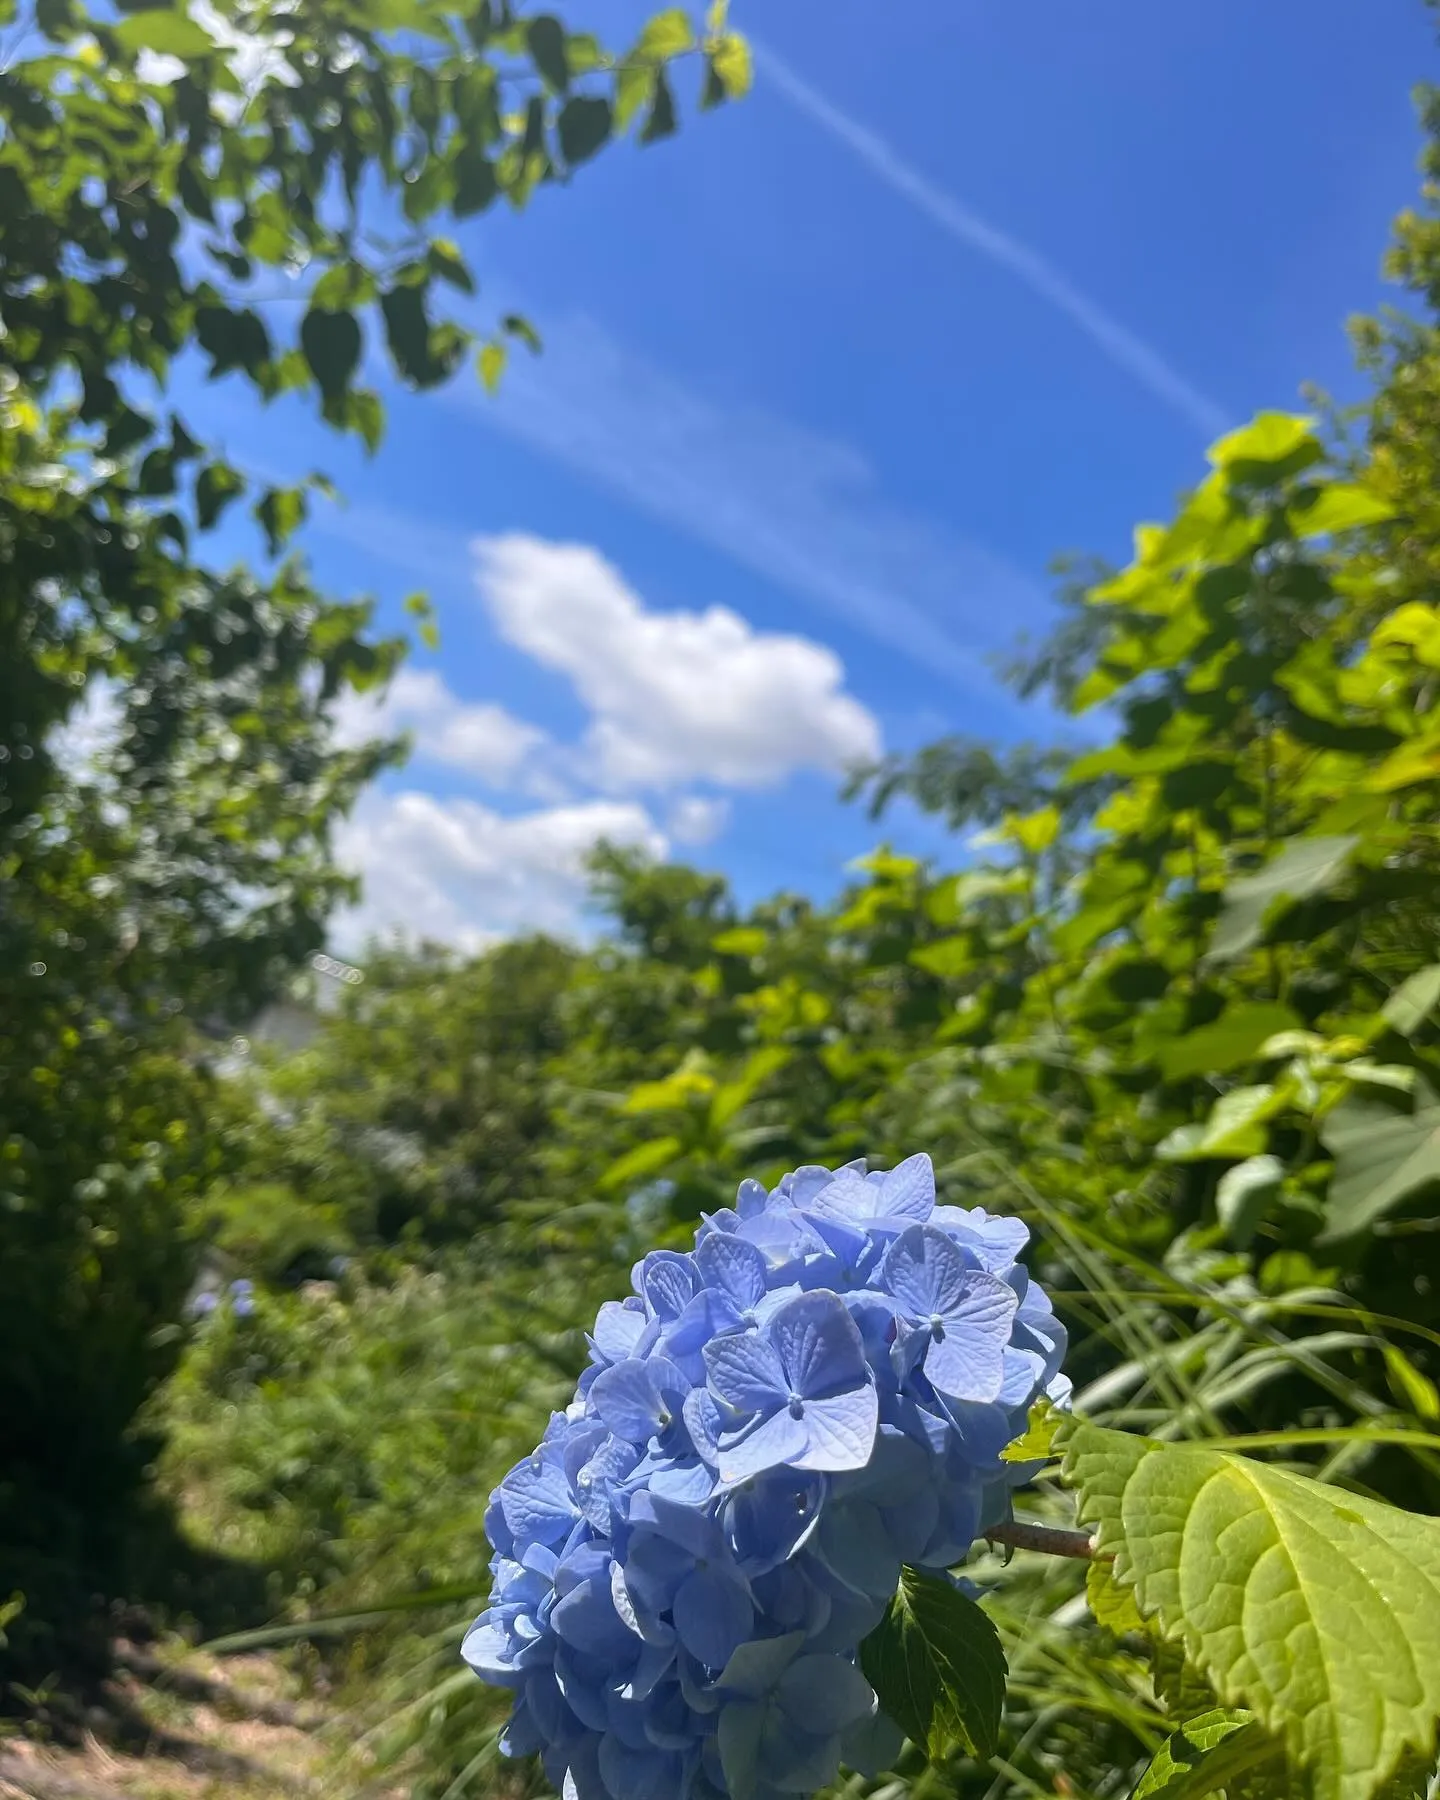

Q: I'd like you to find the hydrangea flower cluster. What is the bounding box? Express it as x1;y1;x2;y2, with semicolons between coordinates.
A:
464;1155;1069;1800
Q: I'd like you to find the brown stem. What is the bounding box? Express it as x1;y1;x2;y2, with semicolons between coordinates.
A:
985;1519;1094;1560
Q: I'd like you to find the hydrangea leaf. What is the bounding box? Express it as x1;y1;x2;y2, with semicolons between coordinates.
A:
859;1564;1006;1763
1132;1709;1277;1800
1060;1420;1440;1800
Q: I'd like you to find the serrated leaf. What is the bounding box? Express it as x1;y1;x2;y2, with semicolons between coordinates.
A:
1132;1710;1274;1800
1086;1558;1147;1637
1061;1420;1440;1800
1206;836;1359;964
859;1565;1005;1763
1001;1399;1059;1464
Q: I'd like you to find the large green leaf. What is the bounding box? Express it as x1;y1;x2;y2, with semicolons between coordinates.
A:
1132;1710;1275;1800
112;6;215;54
859;1565;1006;1762
1318;1093;1440;1242
1158;1003;1302;1081
1382;965;1440;1038
1061;1421;1440;1800
1206;836;1358;964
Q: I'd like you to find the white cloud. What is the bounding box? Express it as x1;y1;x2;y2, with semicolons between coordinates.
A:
474;534;882;792
334;666;547;787
445;316;1046;700
332;788;666;952
667;794;731;847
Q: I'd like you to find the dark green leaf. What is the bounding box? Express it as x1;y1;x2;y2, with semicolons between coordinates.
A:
1158;1002;1302;1081
1206;836;1359;965
525;14;568;90
1319;1094;1440;1242
195;460;245;529
859;1565;1005;1763
300;310;362;403
640;67;678;143
558;95;613;166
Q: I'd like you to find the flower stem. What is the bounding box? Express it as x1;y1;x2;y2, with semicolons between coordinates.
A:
985;1519;1094;1560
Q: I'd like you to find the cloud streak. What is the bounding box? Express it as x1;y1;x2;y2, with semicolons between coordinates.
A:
752;40;1231;442
450;316;1047;702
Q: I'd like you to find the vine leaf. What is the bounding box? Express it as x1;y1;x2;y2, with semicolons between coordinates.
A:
858;1565;1005;1762
1060;1420;1440;1800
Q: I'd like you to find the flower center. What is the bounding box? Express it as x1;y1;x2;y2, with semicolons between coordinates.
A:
929;1312;946;1341
787;1393;806;1419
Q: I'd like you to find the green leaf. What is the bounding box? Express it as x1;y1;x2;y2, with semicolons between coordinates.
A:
711;927;767;956
195;460;245;530
1207;413;1323;484
1382;965;1440;1038
1215;1153;1285;1249
300;310;362;404
597;1136;683;1192
1159;1003;1302;1082
477;340;506;394
1382;1345;1440;1423
1157;1085;1283;1163
640;67;678;143
1001;1399;1059;1464
1132;1711;1274;1800
501;313;543;354
525;14;569;90
634;7;694;56
1206;836;1359;964
708;29;751;98
1291;483;1397;537
1318;1093;1440;1242
615;59;656;130
1061;1420;1440;1800
558;95;613;165
909;935;973;979
859;1565;1006;1763
112;6;215;55
1085;1558;1147;1637
452;145;500;217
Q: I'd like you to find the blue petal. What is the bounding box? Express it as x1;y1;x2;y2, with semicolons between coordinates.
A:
592;1299;656;1363
715;1630;804;1698
590;1359;681;1443
500;1457;579;1547
875;1152;935;1222
673;1565;755;1669
777;1653;875;1734
696;1232;767;1309
768;1291;868;1400
924;1273;1017;1403
793;1385;878;1472
880;1225;970;1318
704;1330;787;1415
640;1251;698;1321
716;1406;808;1483
815;1500;899;1598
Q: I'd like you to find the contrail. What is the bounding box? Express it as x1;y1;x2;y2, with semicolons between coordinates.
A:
752;40;1231;442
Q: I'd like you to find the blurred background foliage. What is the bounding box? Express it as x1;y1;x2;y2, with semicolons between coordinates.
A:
4;0;1440;1798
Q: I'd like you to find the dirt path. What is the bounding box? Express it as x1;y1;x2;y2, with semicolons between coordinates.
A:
0;1647;330;1800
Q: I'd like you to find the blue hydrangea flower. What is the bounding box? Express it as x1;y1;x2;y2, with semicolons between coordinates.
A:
464;1153;1069;1800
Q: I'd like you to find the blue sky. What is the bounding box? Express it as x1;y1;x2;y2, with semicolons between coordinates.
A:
184;0;1436;949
